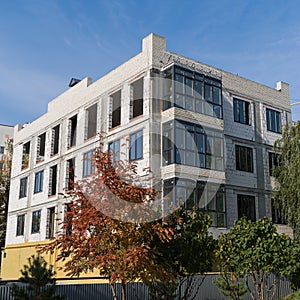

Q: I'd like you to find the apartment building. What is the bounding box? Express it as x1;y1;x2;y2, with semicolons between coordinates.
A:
1;34;291;280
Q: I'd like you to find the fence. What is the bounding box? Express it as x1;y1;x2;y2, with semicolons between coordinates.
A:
0;275;294;300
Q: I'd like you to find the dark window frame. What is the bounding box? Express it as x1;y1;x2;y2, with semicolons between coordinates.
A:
110;90;121;129
22;141;30;170
83;150;95;177
162;120;224;171
66;158;75;190
268;152;280;176
130;130;143;161
108;140;120;164
86;103;98;139
266;108;281;133
235;145;254;173
36;132;46;162
19;177;28;198
163;178;226;227
131;78;144;119
68;115;77;148
34;170;44;194
48;165;57;196
51;124;60;156
46;207;55;239
237;194;256;221
233;98;251;125
16;214;25;236
31;210;41;234
163;65;223;119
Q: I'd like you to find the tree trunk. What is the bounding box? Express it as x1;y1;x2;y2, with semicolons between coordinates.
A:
121;281;126;300
110;283;118;300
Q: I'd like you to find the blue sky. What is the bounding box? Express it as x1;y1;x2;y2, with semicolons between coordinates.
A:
1;0;300;126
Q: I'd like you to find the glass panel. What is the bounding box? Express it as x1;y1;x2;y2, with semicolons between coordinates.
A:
194;80;203;99
175;149;184;164
214;138;223;157
214;105;222;119
205;84;212;102
213;86;221;105
186;96;194;111
197;153;205;168
176;186;186;206
215;157;224;171
186;131;194;150
205;102;214;116
233;99;238;122
196;133;204;153
175;94;184;109
206;136;213;154
216;192;225;212
195;99;203;113
175;74;184;94
185;77;193;96
186;151;195;166
176;129;185;148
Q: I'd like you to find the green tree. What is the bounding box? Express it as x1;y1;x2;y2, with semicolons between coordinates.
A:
273;121;300;240
215;217;300;300
0;138;13;247
147;208;215;300
10;255;64;300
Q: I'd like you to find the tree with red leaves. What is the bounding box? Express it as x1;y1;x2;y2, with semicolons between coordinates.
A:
40;144;175;300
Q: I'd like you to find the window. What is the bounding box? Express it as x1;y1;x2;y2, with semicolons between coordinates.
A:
16;214;25;236
163;66;222;119
130;78;143;119
233;98;250;125
86;103;98;139
46;207;55;239
34;170;44;193
235;145;253;172
64;204;72;236
108;140;120;163
163;120;224;171
66;158;75;190
51;125;60;155
19;177;28;198
22;141;30;169
130;130;143;161
266;108;281;133
110;90;121;129
68;115;77;147
31;210;41;234
237;194;256;221
269;152;280;176
48;165;57;196
83;150;95;177
36;132;46;162
0;146;4;154
0;162;3;169
163;179;226;227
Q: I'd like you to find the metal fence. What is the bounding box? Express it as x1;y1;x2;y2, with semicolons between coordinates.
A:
0;275;294;300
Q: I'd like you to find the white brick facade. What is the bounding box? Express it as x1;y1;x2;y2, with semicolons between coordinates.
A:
5;33;291;249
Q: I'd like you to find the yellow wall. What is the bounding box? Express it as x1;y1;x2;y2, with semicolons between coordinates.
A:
1;242;108;284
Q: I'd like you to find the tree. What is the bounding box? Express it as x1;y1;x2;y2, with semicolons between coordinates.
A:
273;121;300;240
215;217;300;300
41;145;175;300
10;254;64;300
0;138;13;247
147;208;215;300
